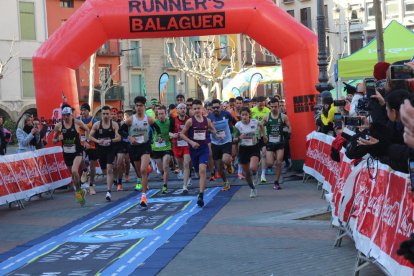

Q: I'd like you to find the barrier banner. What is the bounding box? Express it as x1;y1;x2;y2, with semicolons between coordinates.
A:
304;131;414;275
0;147;71;205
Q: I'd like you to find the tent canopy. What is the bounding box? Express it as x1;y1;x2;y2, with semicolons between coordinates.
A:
222;66;282;99
338;20;414;78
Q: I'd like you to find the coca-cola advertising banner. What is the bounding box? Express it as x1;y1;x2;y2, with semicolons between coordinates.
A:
304;131;413;275
0;147;71;205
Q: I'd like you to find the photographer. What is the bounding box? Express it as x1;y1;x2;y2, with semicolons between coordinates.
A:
16;114;37;153
316;91;336;135
32;117;48;149
349;83;365;117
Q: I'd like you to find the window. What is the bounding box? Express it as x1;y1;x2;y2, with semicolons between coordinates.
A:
165;42;175;67
350;36;363;54
300;7;312;29
385;0;399;19
166;75;176;105
21;59;35;98
19;2;36;40
131;74;144;99
130;41;141;67
60;0;74;8
98;65;111;86
219;35;228;58
366;3;375;20
405;1;414;15
287;10;294;17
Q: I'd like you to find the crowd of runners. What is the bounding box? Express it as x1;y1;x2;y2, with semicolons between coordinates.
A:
53;94;292;208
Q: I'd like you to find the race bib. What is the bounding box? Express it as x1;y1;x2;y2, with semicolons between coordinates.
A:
193;130;206;141
241;138;253;146
177;139;188;147
216;130;225;139
269;135;281;143
63;144;76;153
134;135;145;144
283;126;289;132
155;140;166;148
102;138;111;147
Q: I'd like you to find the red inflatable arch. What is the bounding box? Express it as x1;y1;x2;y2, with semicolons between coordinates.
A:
33;0;318;161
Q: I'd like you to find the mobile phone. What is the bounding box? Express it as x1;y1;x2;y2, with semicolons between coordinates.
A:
390;65;414;80
333;100;346;107
364;78;376;98
334;113;342;129
344;116;363;127
409;159;414;191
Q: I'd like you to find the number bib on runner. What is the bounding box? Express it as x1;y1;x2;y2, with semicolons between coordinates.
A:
155;140;166;148
134;135;145;144
63;144;76;153
101;138;111;147
269;135;281;143
193;130;206;141
177;139;188;147
241;138;253;146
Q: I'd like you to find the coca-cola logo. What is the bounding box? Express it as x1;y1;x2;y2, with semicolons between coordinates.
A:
26;167;38;179
397;209;413;237
306;147;340;181
353;183;369;215
58;160;67;170
13;167;28;183
380;198;399;228
48;163;58;173
366;194;385;217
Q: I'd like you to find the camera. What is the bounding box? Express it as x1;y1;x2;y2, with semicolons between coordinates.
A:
390;65;414;80
364;78;376;98
356;97;370;114
334;113;342;129
344;116;363;127
333;100;346;107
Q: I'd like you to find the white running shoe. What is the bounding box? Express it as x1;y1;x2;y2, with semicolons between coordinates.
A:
105;191;111;201
81;183;89;190
250;188;257;198
177;171;184;179
260;175;267;183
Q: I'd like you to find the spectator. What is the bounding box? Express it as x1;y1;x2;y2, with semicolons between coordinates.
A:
349;83;365;117
400;99;414;148
316;92;336;135
16;114;38;152
32;117;48;149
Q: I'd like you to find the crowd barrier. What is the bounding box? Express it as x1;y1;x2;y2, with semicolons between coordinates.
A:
0;147;72;207
304;131;414;276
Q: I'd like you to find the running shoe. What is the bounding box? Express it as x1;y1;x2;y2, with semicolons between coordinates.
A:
209;175;216;182
81;183;89;190
182;188;189;195
273;181;281;190
162;184;168;194
221;181;231;191
106;191;112;201
177;171;184;179
75;189;86;206
238;173;245;180
117;184;123;191
261;175;267;183
227;163;235;175
250;188;257;198
215;173;222;179
135;178;142;191
81;171;88;183
140;193;147;207
89;186;96;195
197;195;204;207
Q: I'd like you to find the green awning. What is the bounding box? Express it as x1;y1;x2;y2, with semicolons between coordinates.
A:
338;20;414;78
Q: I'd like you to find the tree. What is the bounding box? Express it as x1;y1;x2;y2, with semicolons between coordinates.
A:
0;40;17;80
166;36;239;100
95;64;122;108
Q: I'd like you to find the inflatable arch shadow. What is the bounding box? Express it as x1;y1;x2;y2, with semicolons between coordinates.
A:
33;0;318;160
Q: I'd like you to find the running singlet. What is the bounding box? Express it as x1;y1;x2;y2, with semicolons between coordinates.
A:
189;116;209;145
77;115;97;149
208;111;233;146
250;106;270;122
171;116;189;147
129;115;151;144
266;113;285;145
151;119;172;151
94;120;115;147
234;119;259;147
61;119;82;154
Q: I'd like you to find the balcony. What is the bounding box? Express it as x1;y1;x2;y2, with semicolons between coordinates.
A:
96;41;121;57
282;0;294;4
241;51;280;66
93;85;125;101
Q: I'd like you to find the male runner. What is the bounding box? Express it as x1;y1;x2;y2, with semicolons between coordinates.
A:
180;99;218;207
124;96;161;207
208;99;237;191
77;103;98;195
89;106;121;201
53;106;89;206
116;110;131;191
170;103;191;194
151;105;172;194
250;96;270;183
261;98;291;190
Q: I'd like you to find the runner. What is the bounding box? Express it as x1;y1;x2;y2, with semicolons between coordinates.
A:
261;98;291;190
89;106;121;201
180;99;218;207
169;103;191;194
52;105;89;206
77;103;98;195
233;107;266;198
250;96;271;183
151;105;172;194
116;110;131;191
124;96;161;207
208;99;237;191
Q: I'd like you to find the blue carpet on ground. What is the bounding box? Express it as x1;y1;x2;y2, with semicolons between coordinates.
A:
0;186;239;276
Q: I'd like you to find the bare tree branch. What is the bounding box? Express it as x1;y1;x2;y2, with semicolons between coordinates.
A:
0;39;18;79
